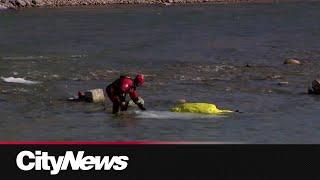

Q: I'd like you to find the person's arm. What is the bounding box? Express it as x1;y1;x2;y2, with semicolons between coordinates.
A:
129;90;146;111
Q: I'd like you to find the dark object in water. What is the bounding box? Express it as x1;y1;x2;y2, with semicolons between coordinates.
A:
308;88;315;94
67;91;87;102
235;110;243;113
68;89;105;103
308;79;320;95
277;81;289;86
67;96;82;102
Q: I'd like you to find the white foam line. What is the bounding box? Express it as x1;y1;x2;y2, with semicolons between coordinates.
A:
132;110;225;120
1;77;41;85
2;56;45;60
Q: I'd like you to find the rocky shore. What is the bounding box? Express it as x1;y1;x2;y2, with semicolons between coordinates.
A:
0;0;317;10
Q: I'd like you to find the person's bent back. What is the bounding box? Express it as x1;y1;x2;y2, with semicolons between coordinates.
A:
106;74;146;114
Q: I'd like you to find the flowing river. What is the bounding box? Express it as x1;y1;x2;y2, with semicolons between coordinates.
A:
1;2;320;142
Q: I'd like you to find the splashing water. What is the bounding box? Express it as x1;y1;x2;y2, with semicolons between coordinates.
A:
132;110;226;120
1;77;41;85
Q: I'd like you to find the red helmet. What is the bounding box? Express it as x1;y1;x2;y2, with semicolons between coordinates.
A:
134;74;145;87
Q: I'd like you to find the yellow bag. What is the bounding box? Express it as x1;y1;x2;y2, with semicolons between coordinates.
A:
171;103;233;115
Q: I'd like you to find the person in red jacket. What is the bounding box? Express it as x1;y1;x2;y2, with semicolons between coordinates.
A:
106;74;146;114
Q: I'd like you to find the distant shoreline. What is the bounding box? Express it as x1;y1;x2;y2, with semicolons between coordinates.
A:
0;0;319;10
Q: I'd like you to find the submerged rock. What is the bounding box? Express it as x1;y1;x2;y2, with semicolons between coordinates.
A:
283;59;301;65
309;79;320;94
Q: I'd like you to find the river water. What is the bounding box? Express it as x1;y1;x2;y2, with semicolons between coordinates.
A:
1;2;320;143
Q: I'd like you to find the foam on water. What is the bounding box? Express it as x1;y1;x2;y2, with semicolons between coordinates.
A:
1;77;41;85
132;110;225;120
2;56;46;60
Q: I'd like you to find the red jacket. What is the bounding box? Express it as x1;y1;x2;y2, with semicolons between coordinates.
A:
106;76;139;102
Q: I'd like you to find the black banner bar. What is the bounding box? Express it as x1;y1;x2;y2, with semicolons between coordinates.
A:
0;144;318;179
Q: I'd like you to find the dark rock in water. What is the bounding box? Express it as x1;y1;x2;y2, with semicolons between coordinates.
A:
308;79;320;95
283;59;301;65
308;88;314;94
311;79;320;94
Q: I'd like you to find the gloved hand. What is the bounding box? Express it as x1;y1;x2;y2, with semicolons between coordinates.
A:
137;103;146;111
137;97;144;104
136;97;146;111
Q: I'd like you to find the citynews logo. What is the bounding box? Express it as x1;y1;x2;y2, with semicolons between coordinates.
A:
16;151;129;175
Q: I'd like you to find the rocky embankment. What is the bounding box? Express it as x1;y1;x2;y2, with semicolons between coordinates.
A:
0;0;315;10
1;0;44;9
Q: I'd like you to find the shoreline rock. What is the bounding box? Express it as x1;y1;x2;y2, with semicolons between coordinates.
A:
0;1;19;10
1;0;319;9
283;58;301;65
0;3;8;9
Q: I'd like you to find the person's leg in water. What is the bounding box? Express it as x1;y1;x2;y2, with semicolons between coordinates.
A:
120;101;129;111
106;86;121;114
112;100;121;114
119;93;129;112
113;99;131;113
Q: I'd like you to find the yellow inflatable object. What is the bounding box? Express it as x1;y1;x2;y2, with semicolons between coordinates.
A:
171;103;233;115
